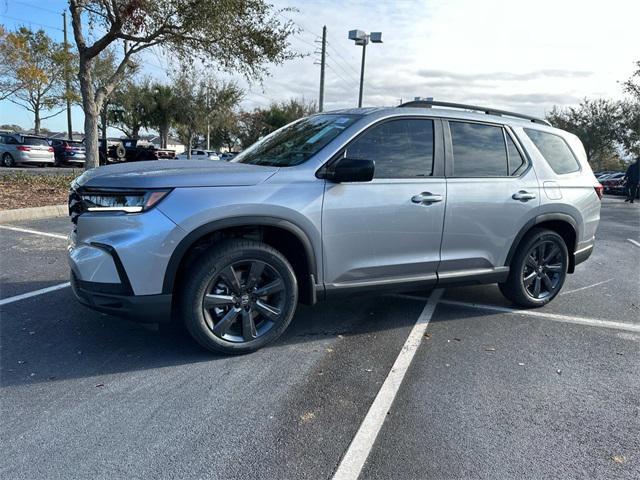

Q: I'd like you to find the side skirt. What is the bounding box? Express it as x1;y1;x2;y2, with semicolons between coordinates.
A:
320;267;509;300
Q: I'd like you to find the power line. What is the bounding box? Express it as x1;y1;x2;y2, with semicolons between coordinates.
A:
326;40;360;77
2;14;64;32
11;0;61;15
326;63;355;91
325;51;359;84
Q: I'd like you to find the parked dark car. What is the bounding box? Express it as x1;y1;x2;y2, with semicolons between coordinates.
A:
121;139;176;162
601;172;625;194
219;152;237;161
50;139;86;167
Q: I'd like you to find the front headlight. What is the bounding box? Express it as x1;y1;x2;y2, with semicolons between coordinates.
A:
81;189;171;213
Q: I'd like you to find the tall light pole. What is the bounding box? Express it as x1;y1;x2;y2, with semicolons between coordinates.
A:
348;30;382;108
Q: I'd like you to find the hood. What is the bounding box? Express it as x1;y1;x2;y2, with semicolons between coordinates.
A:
74;160;278;189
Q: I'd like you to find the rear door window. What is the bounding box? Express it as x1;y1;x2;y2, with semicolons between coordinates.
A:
22;137;49;146
344;118;435;178
449;122;508;177
524;129;580;174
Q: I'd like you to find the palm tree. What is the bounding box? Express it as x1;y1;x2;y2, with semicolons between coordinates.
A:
148;84;177;149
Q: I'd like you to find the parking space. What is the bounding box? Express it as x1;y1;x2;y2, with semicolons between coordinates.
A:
1;197;638;479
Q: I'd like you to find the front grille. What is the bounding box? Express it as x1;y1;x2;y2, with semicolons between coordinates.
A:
68;188;85;227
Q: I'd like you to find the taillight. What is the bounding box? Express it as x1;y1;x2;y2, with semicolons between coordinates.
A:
65;145;73;151
594;184;604;200
17;146;31;151
48;147;54;152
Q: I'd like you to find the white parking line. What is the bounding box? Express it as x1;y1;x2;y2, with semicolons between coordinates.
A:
0;225;67;240
560;278;613;295
0;282;71;307
627;238;640;248
439;299;640;333
332;289;443;480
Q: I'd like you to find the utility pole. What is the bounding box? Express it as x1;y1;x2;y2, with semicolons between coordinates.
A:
319;26;326;112
62;11;73;140
206;87;210;150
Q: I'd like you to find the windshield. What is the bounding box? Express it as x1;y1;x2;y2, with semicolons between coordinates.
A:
233;114;360;167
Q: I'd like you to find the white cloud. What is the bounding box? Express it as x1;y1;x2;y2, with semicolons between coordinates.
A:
223;0;639;116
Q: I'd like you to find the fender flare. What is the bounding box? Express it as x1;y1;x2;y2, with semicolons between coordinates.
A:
505;213;579;267
162;216;318;294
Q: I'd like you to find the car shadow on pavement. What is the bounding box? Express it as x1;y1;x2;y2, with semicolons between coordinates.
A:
1;283;423;388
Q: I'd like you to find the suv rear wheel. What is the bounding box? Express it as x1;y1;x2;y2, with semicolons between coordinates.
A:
499;228;568;308
180;239;298;354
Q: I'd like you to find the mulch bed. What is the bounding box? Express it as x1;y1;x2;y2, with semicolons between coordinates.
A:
0;173;76;210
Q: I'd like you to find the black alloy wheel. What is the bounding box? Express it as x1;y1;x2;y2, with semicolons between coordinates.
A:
181;239;298;354
499;228;568;307
522;239;564;300
203;260;286;343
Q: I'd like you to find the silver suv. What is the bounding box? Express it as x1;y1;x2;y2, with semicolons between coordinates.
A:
68;101;601;354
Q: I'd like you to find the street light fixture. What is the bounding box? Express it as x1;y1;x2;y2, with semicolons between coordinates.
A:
348;29;382;108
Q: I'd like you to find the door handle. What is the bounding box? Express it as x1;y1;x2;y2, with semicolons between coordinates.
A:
411;192;443;204
512;190;537;201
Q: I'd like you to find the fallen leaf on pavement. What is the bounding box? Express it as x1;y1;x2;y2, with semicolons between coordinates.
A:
300;412;315;423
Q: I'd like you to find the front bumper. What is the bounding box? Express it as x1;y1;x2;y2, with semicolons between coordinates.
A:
71;272;172;323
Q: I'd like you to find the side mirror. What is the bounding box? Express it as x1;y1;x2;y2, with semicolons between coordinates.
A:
325;157;375;183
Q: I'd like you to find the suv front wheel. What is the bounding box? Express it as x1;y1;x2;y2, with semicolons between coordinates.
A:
180;239;298;354
499;228;568;308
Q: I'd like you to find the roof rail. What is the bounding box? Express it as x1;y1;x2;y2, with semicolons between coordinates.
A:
398;99;551;126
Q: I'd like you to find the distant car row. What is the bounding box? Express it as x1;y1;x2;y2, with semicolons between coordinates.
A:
0;133;238;168
594;170;636;197
176;150;237;161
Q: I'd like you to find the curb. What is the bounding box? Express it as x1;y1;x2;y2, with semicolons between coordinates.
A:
0;204;67;223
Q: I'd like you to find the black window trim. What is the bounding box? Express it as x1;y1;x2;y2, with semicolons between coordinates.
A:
524;127;581;176
504;126;530;176
443;118;532;179
317;115;445;180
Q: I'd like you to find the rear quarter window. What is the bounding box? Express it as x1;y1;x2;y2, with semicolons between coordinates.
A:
524;129;580;175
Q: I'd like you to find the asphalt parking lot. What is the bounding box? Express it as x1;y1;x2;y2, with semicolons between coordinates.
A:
1;196;639;480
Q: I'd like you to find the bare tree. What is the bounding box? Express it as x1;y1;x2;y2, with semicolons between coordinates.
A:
68;0;297;169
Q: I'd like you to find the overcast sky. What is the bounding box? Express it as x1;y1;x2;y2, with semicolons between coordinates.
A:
1;0;638;134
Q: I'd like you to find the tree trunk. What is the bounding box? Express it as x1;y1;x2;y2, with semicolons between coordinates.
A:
187;131;193;159
34;105;41;135
100;103;108;166
160;126;169;149
132;125;140;139
79;57;100;170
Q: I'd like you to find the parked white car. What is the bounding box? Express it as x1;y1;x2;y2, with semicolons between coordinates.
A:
177;149;220;161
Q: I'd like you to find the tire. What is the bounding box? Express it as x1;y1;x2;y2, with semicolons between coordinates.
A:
115;144;126;159
2;153;15;167
499;228;568;308
179;239;298;354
